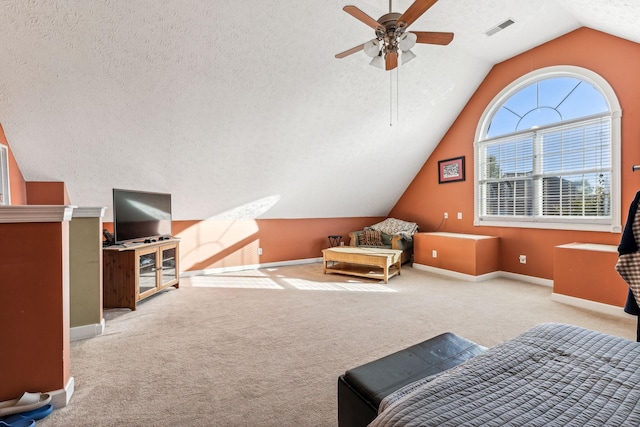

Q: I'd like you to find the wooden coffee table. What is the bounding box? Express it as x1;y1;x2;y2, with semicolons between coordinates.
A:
322;247;403;283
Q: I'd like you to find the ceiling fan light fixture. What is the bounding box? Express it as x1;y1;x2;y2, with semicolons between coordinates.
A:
363;39;381;57
369;54;385;69
398;32;417;51
401;49;416;64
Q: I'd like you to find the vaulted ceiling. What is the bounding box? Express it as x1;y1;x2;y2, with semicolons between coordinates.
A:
1;1;639;221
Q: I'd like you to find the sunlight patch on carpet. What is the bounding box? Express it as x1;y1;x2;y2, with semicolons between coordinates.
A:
282;278;396;292
220;269;270;277
189;275;284;289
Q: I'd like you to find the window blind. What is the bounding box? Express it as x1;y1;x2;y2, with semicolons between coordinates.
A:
478;115;611;220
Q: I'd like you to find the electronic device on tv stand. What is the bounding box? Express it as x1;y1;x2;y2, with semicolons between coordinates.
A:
112;188;173;244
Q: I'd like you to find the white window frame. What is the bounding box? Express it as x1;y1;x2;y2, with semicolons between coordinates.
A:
474;66;622;233
0;143;9;205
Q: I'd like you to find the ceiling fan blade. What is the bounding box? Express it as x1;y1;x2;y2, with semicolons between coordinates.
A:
385;52;398;70
343;5;383;30
413;31;454;45
335;44;365;59
398;0;438;28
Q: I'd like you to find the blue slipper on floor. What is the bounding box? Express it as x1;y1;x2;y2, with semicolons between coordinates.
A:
1;404;53;423
0;392;51;418
0;419;35;427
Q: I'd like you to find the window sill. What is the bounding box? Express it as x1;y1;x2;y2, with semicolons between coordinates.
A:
474;218;621;233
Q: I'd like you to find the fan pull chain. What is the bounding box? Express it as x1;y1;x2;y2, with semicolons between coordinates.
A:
388;64;400;126
389;70;393;126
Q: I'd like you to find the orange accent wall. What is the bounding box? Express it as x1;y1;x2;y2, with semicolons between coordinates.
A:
105;217;384;271
390;27;640;281
165;217;384;271
0;221;70;401
26;181;71;205
0;124;27;205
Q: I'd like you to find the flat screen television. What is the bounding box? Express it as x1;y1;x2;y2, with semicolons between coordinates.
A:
112;188;172;244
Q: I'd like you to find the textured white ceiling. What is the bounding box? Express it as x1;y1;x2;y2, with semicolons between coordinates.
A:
0;0;638;220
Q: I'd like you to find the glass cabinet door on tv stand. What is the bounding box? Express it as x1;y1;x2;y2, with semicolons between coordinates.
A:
103;240;180;310
138;248;158;297
160;245;178;287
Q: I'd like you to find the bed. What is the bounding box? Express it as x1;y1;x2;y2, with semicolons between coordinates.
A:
369;323;640;426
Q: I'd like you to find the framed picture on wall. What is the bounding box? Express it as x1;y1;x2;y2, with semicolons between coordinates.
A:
438;156;465;184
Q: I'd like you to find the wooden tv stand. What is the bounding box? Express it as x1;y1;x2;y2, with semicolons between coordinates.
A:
103;239;179;310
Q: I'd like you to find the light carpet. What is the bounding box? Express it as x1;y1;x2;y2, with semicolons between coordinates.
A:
39;263;635;426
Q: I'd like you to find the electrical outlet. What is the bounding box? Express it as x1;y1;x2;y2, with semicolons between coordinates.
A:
444;212;448;219
258;248;263;255
519;255;526;264
457;212;462;220
432;250;438;258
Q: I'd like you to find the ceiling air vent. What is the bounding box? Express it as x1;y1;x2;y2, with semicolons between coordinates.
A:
485;19;515;37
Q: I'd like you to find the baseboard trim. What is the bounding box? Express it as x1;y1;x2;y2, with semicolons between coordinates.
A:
499;271;553;287
180;257;324;277
49;376;74;409
551;293;627;318
70;318;105;342
412;264;502;282
412;264;554;287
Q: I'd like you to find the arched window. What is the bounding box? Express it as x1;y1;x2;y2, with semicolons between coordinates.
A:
474;66;621;232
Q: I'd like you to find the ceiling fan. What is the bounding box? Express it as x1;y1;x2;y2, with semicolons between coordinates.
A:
335;0;453;71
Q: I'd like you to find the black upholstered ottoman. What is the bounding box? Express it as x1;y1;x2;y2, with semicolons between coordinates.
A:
337;332;486;427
